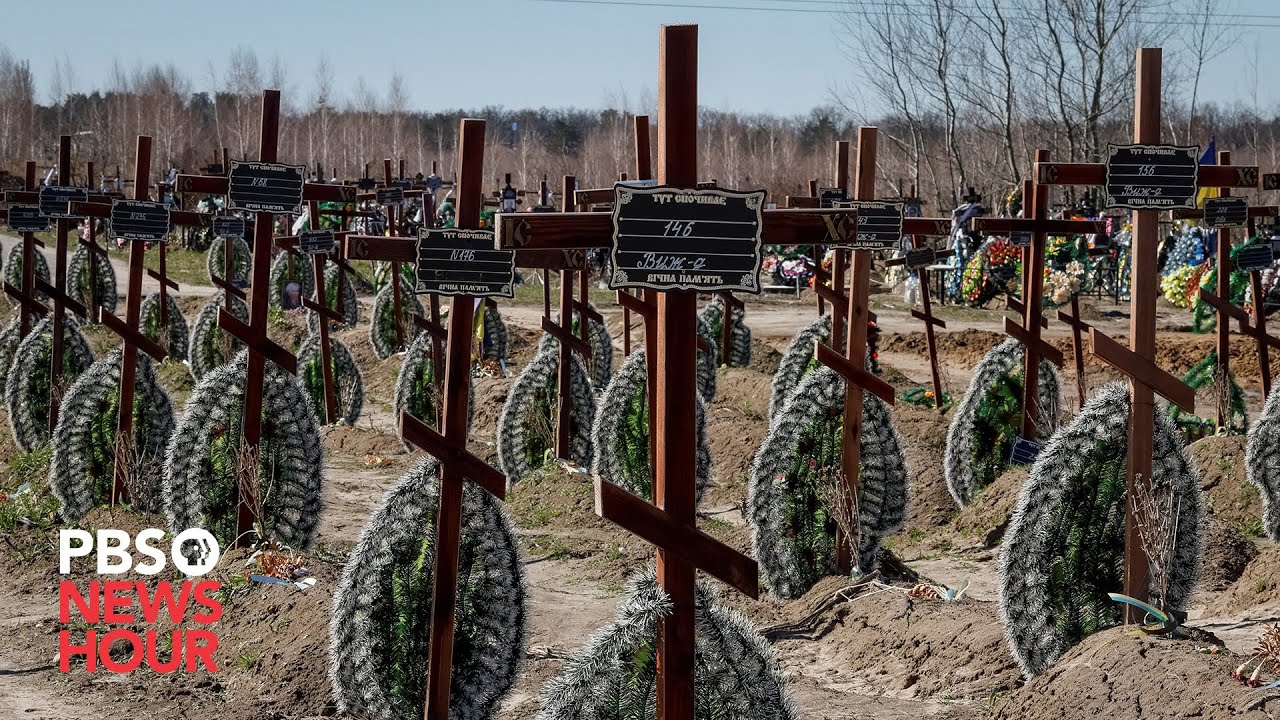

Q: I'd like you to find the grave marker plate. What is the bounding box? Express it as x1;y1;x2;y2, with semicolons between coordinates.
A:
832;200;904;250
377;187;405;205
39;186;88;219
300;229;337;255
357;178;377;191
416;228;514;298
1236;244;1275;272
903;246;937;270
7;204;48;233
1010;230;1032;247
110;199;171;242
1010;437;1043;465
1103;144;1199;210
392;179;414;190
608;184;766;293
227;160;305;214
818;187;847;209
213;216;246;238
1203;196;1249;229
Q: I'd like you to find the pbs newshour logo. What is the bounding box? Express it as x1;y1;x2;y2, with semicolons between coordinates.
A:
58;527;224;673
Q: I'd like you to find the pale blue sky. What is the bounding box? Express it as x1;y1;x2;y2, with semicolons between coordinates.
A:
8;0;1280;117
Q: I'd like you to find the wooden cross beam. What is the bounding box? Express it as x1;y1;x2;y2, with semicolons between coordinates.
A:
43;137;89;430
145;178;182;334
178;90;355;547
974;151;1106;438
1036;48;1258;611
400;117;516;720
541;176;594;459
1056;294;1094;410
588;26;760;720
784;142;849;326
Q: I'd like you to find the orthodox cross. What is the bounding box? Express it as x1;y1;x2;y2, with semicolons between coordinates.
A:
1037;48;1258;610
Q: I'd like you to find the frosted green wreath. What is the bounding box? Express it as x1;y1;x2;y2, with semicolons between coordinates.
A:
138;292;189;363
0;314;22;404
556;305;613;388
189;295;248;380
305;261;359;335
49;348;175;519
3;244;49;304
998;381;1203;677
66;245;117;319
944;338;1062;506
482;303;509;364
6;312;94;452
748;365;907;598
328;456;526;720
268;252;314;309
297;332;364;427
1246;384;1280;541
206;235;251;285
163;349;323;550
392;330;474;451
497;334;595;483
591;349;712;504
769;314;834;421
537;566;796;720
370;280;423;360
695;314;719;401
699;294;751;368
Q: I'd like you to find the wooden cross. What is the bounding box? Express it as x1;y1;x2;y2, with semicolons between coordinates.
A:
3;161;47;339
70;136;206;504
882;223;956;410
1036;48;1258;610
1171;178;1278;424
182;153;247;305
591;27;760;720
175;90;353;547
274;199;352;424
395;118;513;720
785;141;850;327
973;151;1106;439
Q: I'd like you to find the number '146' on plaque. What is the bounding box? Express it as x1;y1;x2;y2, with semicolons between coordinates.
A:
609;185;766;293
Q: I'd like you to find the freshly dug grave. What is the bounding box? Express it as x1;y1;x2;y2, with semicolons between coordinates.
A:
748;337;783;377
1192;435;1264;538
992;628;1277;719
949;465;1027;547
704;366;773;509
893;404;959;531
1199;516;1262;594
1206;546;1280;617
741;579;1022;706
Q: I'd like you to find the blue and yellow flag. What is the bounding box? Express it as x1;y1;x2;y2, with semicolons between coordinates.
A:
1196;137;1217;207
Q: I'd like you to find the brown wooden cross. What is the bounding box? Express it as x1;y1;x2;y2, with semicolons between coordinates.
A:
973;151;1106;439
590;27;760;720
70;136;206;504
882;223;955;410
393;117;514;720
175;90;353;546
182;155;247;304
274;199;351;424
1170;174;1278;424
785;141;850;327
1037;48;1258;610
3;161;48;339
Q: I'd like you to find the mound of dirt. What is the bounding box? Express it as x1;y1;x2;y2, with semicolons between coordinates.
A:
321;424;407;462
950;465;1027;547
880;329;1007;369
1206;546;1280;617
705;367;772;509
335;324;403;407
748;337;782;376
993;628;1275;719
1200;516;1259;593
893;405;960;531
752;582;1022;704
471;374;513;443
1193;435;1264;537
505;324;540;368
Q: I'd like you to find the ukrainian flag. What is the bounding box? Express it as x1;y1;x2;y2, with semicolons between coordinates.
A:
1196;137;1217;207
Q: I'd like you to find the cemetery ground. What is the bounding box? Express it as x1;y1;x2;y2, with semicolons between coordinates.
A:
0;249;1275;719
